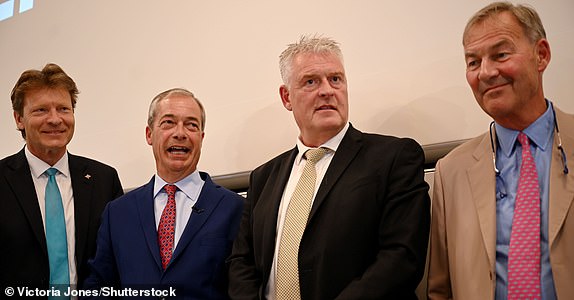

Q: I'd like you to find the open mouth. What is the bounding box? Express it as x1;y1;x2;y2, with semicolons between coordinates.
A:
167;146;190;154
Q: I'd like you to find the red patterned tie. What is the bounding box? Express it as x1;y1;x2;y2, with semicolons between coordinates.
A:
508;132;541;300
158;184;177;270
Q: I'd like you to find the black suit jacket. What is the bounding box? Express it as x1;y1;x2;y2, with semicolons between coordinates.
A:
0;148;123;294
228;125;430;300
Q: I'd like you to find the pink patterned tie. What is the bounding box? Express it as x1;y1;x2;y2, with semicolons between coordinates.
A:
508;132;541;300
158;184;177;270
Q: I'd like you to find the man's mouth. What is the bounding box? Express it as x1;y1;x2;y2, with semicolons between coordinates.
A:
484;84;506;94
316;105;336;111
43;130;66;135
480;78;511;96
167;146;190;154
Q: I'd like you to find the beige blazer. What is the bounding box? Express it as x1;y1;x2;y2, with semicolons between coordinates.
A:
428;107;574;300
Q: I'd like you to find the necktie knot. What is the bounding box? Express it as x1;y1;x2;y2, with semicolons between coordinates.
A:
517;132;530;147
305;148;327;164
164;184;177;198
46;167;58;177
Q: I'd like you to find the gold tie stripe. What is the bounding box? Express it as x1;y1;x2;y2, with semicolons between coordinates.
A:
276;148;327;300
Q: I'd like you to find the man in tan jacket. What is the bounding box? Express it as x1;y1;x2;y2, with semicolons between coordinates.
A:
428;2;574;299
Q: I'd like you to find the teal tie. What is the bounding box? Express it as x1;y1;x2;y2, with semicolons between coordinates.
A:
44;168;70;293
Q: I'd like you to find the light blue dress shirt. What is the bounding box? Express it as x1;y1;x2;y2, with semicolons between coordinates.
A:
494;101;557;300
153;171;205;252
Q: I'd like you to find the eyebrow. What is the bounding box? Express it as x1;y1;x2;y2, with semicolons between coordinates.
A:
299;71;345;80
465;39;514;58
160;114;200;122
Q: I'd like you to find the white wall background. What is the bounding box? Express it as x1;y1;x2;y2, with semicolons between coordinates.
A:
1;0;572;188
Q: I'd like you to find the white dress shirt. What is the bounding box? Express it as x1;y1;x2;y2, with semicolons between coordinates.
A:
25;147;77;287
265;123;349;299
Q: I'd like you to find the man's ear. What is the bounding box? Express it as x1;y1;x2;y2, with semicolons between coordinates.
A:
536;38;551;72
145;126;153;145
280;85;292;111
14;111;24;130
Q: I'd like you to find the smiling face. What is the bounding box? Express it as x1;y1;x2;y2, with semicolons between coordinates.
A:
146;94;204;183
463;11;550;130
14;87;75;165
280;52;348;147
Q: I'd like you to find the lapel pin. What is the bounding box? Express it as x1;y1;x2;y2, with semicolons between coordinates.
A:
85;174;92;179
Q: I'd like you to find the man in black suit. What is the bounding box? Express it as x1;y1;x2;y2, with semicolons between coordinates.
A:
0;63;123;296
228;35;430;299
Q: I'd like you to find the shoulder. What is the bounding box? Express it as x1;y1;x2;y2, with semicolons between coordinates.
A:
252;148;295;176
202;172;244;203
105;182;148;209
555;105;574;132
347;127;425;160
0;151;24;169
68;153;119;174
436;132;487;170
364;132;422;149
346;124;421;148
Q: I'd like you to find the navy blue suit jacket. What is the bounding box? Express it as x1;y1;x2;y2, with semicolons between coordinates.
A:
84;172;243;299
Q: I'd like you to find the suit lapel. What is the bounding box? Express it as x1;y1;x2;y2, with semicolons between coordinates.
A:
548;108;574;246
136;177;163;271
258;148;298;280
5;149;47;253
309;125;361;221
170;173;222;264
467;133;497;269
265;149;298;230
69;153;94;268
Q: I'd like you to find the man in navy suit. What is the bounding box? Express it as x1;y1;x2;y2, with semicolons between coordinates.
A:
85;88;244;299
0;63;124;294
228;36;430;299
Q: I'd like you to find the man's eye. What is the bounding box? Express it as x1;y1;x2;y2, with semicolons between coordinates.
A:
305;79;315;85
159;120;175;127
32;108;47;114
496;52;508;59
185;122;199;130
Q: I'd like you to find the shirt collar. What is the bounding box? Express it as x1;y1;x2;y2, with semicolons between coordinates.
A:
153;170;204;200
495;100;555;157
24;147;70;178
294;122;349;165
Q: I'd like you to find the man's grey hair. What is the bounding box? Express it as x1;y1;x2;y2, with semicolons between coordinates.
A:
147;88;206;131
463;1;546;45
279;34;344;86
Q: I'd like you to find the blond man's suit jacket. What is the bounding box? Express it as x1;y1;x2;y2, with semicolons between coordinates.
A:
428;107;574;300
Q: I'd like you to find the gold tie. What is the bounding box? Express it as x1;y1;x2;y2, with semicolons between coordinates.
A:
276;148;327;299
